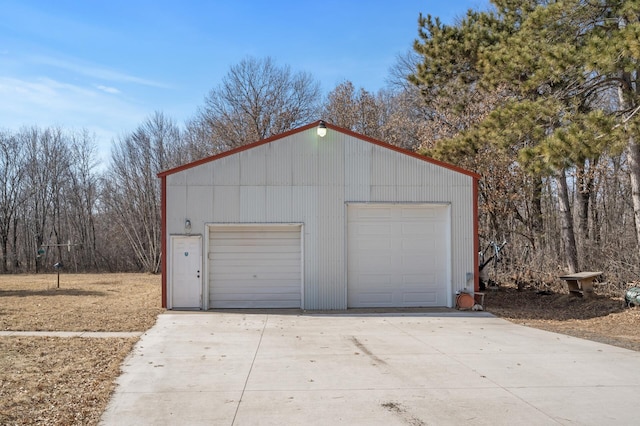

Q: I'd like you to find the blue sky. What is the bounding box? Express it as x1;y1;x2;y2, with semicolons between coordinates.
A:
0;0;489;161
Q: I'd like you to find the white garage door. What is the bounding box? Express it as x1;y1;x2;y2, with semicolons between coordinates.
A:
347;204;450;308
208;225;302;308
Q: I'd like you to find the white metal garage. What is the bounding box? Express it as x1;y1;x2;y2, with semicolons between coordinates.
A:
159;121;479;310
207;224;302;308
347;204;451;307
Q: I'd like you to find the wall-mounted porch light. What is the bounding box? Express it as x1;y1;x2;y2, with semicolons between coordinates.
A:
185;219;192;233
317;120;327;137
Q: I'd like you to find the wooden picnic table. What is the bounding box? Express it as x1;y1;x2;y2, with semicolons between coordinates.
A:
559;271;602;297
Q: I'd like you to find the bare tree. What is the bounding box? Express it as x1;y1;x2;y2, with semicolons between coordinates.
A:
64;129;100;271
0;130;27;272
387;49;422;91
19;127;71;273
102;112;182;274
322;81;381;137
191;56;321;152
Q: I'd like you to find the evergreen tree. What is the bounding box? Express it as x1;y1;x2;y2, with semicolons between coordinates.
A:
411;0;636;273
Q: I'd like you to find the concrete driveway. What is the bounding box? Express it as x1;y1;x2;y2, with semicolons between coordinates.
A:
101;311;640;425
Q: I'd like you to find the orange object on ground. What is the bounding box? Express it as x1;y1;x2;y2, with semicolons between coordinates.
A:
456;293;475;310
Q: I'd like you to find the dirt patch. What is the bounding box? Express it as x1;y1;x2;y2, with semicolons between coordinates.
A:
483;282;640;351
0;273;163;425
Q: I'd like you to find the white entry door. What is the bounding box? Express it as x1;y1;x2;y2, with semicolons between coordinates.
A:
171;235;202;309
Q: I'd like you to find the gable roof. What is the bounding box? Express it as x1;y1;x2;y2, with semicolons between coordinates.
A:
157;120;480;179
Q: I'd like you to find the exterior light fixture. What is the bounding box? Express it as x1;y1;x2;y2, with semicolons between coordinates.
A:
185;219;191;233
317;120;327;137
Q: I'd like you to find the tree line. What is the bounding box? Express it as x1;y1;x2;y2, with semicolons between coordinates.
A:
2;0;639;290
0;57;422;275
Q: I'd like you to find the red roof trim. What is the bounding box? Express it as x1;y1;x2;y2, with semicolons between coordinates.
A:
157;122;318;177
157;120;480;180
325;122;481;179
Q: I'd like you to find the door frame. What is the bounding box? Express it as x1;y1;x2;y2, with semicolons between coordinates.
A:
168;234;203;310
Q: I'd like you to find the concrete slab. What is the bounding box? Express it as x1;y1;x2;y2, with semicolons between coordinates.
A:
101;311;640;425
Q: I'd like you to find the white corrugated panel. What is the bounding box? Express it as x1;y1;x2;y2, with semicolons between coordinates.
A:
208;225;302;308
347;204;450;307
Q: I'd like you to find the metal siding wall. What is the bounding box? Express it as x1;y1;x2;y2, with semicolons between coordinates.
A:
451;184;475;294
265;186;293;221
313;131;346;309
292;133;318;185
185;162;213;185
266;143;293;185
240;186;266;222
240;149;266;186
167;129;476;309
213;156;240;185
186;186;214;233
212;186;240;222
371;145;396;187
292;185;319;308
344;138;372;201
166;184;187;232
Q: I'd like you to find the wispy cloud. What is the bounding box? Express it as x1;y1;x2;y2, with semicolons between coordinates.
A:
0;76;148;151
96;85;121;94
29;55;171;89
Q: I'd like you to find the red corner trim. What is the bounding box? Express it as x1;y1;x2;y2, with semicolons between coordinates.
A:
473;178;480;292
160;175;167;308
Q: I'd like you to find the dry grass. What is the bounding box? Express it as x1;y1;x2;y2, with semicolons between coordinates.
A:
0;337;137;425
0;273;163;426
0;273;163;331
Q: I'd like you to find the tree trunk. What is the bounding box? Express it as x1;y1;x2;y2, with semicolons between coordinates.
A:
576;163;592;242
557;169;579;273
1;234;7;273
11;215;19;271
530;177;544;246
627;136;640;255
618;67;640;256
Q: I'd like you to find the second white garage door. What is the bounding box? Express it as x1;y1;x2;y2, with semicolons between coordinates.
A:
208;225;302;309
347;204;450;308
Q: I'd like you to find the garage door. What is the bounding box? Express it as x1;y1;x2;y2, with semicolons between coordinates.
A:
208;225;302;308
347;204;450;307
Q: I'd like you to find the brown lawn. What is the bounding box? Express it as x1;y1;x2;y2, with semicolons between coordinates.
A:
0;273;163;426
0;273;163;332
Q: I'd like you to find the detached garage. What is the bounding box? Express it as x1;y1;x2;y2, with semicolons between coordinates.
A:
158;121;479;310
